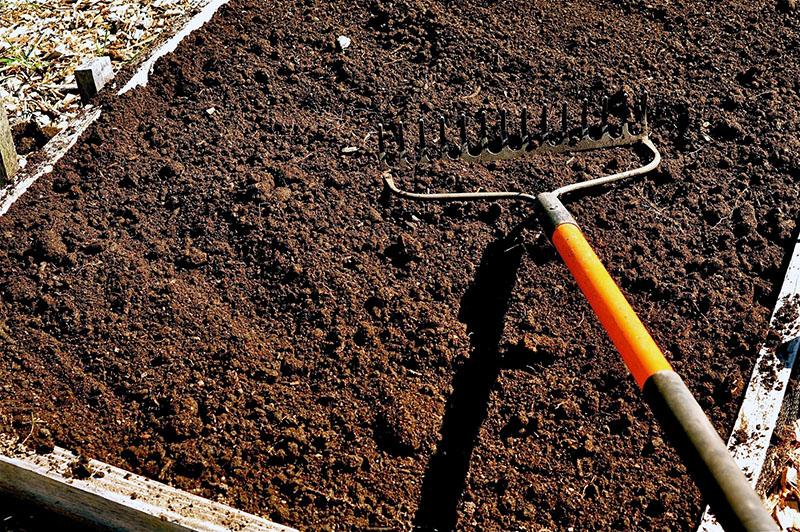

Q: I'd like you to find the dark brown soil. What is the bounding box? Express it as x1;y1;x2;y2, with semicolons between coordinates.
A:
11;121;58;156
1;1;799;530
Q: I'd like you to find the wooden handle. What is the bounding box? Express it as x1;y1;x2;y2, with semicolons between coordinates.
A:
551;222;672;388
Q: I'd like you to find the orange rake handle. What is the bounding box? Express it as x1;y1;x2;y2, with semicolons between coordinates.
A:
551;223;672;388
544;215;775;531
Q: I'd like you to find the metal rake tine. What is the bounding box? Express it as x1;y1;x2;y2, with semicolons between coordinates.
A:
479;109;488;148
540;104;548;136
581;99;589;131
378;122;386;163
500;108;508;146
520;107;528;141
459;113;468;148
438;115;447;151
418;117;426;155
622;91;630;128
640;91;649;129
601;95;609;130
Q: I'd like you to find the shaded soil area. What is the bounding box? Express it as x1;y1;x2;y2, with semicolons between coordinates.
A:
0;496;84;532
1;0;799;529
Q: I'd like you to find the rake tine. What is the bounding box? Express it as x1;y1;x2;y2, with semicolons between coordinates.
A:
622;91;630;130
581;98;589;132
561;101;568;135
500;108;508;146
479;109;488;149
378;122;387;167
418;117;426;160
601;95;609;131
459;113;468;149
540;104;548;138
520;107;528;142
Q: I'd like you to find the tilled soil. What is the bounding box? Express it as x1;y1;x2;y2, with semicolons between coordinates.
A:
1;1;799;530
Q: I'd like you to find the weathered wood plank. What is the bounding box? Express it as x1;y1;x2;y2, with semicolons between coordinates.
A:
0;442;295;531
0;105;19;183
75;56;115;102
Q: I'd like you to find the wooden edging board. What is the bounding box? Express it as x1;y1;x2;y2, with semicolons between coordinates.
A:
0;1;295;530
698;229;800;530
0;441;295;531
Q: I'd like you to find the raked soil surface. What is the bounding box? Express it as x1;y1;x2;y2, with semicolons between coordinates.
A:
1;1;799;529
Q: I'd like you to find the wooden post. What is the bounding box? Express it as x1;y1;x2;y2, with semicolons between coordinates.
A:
0;105;18;184
75;57;114;102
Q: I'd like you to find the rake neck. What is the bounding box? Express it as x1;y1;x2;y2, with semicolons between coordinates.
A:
552;136;661;198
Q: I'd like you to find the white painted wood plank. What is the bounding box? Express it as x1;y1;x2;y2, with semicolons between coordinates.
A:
0;442;294;531
698;229;800;531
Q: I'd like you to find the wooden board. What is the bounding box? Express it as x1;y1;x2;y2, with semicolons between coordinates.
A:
698;228;800;531
0;441;294;531
0;105;18;183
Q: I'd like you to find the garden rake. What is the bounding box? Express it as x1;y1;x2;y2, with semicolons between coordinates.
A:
377;92;775;531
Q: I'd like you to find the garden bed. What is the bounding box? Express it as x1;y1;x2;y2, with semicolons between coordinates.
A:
0;0;798;529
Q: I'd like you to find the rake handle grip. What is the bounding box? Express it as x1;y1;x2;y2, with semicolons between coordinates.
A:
549;221;775;531
551;222;672;387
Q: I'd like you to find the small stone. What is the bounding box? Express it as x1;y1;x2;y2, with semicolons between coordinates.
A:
336;35;351;51
341;146;358;154
206;107;217;115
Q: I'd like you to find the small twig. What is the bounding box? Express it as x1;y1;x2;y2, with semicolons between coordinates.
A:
20;412;36;446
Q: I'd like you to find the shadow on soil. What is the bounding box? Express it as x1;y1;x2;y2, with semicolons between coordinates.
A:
413;232;524;531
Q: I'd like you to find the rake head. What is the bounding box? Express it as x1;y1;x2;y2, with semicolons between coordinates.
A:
377;90;660;201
